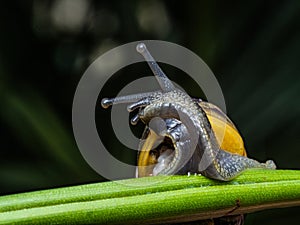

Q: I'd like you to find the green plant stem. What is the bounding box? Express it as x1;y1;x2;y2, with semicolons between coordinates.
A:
0;169;300;224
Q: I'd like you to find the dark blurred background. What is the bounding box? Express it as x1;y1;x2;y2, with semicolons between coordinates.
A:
0;0;299;224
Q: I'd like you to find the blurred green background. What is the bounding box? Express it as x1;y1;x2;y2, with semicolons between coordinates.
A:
0;0;299;224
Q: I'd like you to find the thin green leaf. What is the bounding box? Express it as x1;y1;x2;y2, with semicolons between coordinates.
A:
0;169;300;224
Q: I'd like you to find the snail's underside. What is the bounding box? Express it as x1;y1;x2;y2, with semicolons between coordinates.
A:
137;129;175;177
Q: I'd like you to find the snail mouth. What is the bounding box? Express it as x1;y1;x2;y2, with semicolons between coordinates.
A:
137;131;175;177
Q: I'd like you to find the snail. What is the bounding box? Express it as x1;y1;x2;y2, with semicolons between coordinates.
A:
101;43;276;181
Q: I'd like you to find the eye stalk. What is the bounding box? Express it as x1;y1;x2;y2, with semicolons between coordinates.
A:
136;43;175;92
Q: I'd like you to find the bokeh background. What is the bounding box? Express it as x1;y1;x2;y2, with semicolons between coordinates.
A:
0;0;299;224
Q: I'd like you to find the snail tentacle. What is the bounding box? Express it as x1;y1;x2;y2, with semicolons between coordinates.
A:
101;91;160;108
136;43;175;92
